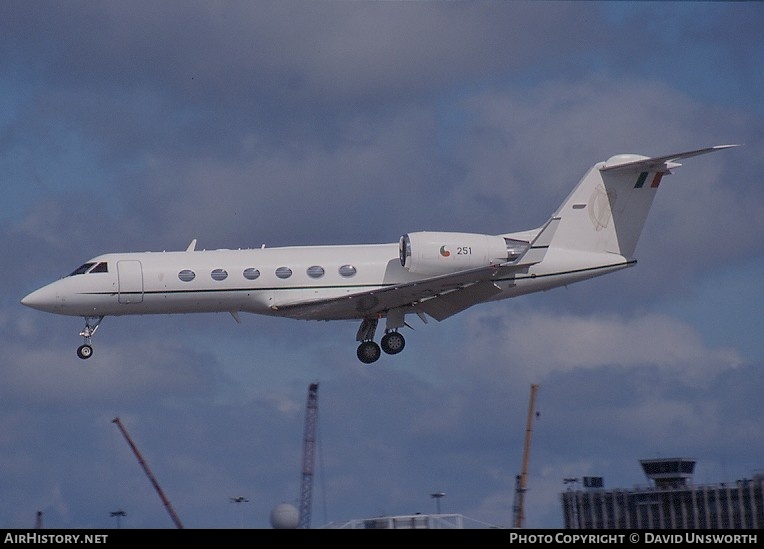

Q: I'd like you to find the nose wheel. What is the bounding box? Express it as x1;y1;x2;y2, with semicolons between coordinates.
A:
77;344;93;360
77;316;103;360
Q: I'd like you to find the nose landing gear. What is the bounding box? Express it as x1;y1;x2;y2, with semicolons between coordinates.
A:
77;316;103;359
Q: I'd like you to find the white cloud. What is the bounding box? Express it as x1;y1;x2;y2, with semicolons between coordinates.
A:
462;306;742;387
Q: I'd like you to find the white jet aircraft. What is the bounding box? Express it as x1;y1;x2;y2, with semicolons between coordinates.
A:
22;145;737;363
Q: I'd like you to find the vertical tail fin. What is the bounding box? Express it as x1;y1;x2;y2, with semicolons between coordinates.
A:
547;145;738;259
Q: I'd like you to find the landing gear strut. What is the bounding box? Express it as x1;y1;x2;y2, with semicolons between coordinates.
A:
356;318;380;364
355;317;407;363
77;316;103;360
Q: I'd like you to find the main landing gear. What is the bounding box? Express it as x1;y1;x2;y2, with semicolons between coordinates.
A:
77;316;103;359
355;317;406;364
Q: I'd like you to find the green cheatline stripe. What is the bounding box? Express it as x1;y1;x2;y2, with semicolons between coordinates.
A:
634;172;648;188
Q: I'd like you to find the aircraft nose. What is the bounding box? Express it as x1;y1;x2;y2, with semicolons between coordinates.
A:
21;285;59;312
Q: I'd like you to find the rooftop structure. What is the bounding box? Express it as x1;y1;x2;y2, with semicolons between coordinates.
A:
320;513;501;529
561;458;764;529
639;457;696;489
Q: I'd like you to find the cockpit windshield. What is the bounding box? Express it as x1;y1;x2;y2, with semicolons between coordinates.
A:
69;263;95;276
68;262;108;276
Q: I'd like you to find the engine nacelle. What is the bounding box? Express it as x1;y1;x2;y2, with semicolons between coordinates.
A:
399;231;529;276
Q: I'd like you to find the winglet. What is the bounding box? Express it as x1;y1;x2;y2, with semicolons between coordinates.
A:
186;239;197;252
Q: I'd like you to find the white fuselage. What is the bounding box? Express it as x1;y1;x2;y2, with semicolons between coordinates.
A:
21;243;632;320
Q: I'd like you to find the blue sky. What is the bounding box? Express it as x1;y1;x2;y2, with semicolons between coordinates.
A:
2;1;763;529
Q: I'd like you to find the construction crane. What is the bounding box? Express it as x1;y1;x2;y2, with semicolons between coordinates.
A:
112;417;184;529
513;383;539;529
298;382;319;529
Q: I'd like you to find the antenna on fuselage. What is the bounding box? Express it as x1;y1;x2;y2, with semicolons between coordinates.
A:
186;239;197;252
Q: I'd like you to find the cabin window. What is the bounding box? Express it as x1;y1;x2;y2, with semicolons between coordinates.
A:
339;264;357;277
69;263;96;276
211;269;228;281
307;266;325;279
178;269;196;282
243;268;260;280
90;262;109;273
275;267;293;279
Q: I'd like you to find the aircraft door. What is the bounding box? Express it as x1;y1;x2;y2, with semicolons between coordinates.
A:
117;260;144;304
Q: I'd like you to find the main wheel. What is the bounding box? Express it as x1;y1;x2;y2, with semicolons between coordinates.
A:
77;344;93;360
357;341;381;364
381;332;405;355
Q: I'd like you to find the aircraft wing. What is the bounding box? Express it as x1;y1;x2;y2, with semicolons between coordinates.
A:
272;217;560;322
271;262;507;321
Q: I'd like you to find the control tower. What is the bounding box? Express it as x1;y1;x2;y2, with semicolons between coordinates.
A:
639;457;696;489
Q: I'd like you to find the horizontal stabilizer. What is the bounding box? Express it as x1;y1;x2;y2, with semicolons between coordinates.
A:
601;144;740;174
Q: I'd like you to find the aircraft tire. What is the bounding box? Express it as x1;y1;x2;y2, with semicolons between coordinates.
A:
77;344;93;360
357;341;381;364
381;332;405;355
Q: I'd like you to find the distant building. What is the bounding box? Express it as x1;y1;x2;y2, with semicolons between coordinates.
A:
561;458;764;529
321;513;500;529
